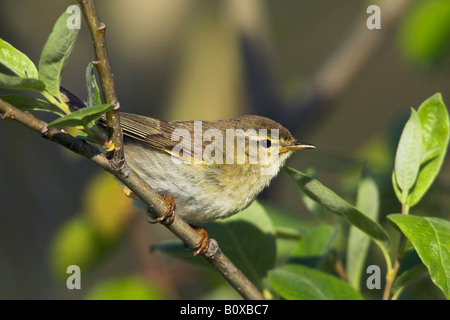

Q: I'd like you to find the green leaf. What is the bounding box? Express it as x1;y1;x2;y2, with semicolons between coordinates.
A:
297;168;328;220
289;224;339;268
86;62;102;107
284;167;391;257
0;73;45;91
85;275;167;300
408;93;449;207
206;201;277;287
269;264;363;300
394;108;423;202
388;214;450;299
38;8;80;96
47;104;115;128
0;38;39;78
347;166;379;290
0;94;63;115
392;171;403;206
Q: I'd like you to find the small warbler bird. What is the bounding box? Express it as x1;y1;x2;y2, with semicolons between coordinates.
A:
119;113;315;223
61;88;315;254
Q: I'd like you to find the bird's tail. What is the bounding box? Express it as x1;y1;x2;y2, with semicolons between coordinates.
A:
59;87;87;111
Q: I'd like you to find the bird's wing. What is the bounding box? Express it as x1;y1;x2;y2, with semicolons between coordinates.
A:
60;87;203;161
120;113;199;161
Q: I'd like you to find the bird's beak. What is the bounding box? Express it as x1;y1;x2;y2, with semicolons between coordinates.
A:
279;141;316;153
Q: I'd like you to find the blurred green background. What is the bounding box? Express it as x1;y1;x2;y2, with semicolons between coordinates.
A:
0;0;449;299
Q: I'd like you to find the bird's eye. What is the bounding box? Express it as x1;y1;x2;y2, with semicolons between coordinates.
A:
261;139;271;148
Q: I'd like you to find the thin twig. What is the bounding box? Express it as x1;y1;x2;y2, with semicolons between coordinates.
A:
382;260;400;300
331;249;348;282
382;201;409;300
78;0;124;171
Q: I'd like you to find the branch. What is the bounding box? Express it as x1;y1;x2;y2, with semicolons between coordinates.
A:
78;0;124;171
1;0;265;300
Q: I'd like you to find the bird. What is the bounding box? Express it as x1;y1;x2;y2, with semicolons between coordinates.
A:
60;87;315;255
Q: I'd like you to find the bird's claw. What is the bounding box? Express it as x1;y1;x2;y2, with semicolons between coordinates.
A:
148;194;175;226
188;225;210;257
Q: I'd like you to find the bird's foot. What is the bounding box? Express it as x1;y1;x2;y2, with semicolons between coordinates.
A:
189;225;210;256
148;194;175;226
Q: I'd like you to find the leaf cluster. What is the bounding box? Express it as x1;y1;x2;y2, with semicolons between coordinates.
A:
0;7;113;148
